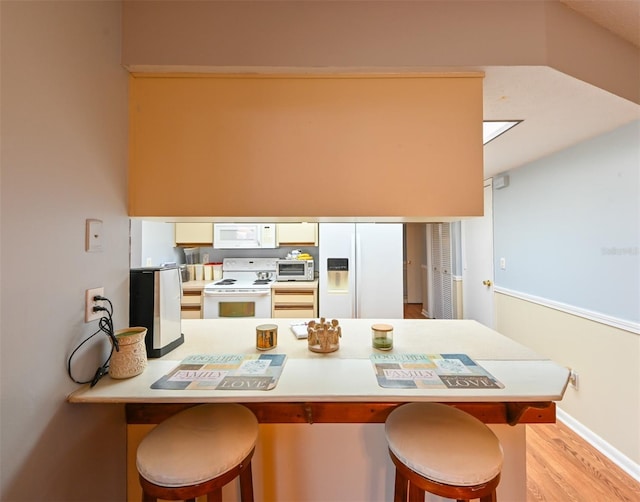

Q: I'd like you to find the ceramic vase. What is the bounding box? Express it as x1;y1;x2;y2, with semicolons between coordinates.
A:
109;327;148;379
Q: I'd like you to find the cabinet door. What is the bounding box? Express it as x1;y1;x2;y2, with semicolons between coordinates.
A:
180;288;203;319
272;289;317;304
277;223;318;246
180;307;202;319
271;286;318;318
175;223;213;246
272;306;316;318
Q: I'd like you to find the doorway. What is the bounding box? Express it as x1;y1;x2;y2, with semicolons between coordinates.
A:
403;223;427;318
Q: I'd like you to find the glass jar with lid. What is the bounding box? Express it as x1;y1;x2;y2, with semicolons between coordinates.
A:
371;323;393;350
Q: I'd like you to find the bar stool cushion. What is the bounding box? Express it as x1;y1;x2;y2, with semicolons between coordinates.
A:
385;403;503;487
137;404;258;488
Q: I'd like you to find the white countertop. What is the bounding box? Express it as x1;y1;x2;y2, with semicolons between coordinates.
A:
68;319;569;404
271;280;318;288
182;280;318;290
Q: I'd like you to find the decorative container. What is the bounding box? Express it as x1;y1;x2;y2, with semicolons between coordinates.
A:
109;327;148;379
256;323;278;351
371;323;394;350
308;318;341;353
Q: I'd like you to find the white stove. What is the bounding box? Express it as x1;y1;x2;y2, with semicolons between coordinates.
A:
202;258;277;318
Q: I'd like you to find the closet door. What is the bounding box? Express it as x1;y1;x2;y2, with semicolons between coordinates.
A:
431;224;442;319
430;223;454;319
440;223;454;319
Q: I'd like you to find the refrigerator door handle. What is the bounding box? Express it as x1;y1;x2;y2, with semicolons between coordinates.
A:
354;232;360;318
203;290;270;298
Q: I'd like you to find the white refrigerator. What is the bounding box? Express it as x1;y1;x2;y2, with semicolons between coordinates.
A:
319;223;404;318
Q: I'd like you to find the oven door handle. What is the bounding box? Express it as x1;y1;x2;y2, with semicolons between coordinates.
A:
204;290;271;297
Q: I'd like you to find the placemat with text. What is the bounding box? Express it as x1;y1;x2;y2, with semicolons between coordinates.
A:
370;353;504;389
151;354;287;391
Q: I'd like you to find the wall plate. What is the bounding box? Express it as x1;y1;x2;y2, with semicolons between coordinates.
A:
85;287;105;323
86;219;103;252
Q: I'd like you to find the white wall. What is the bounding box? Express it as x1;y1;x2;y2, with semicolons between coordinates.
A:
130;220;179;267
1;2;129;500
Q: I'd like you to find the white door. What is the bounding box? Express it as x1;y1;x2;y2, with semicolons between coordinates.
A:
357;223;404;318
462;180;495;328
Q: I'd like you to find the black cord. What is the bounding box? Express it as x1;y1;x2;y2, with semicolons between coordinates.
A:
66;296;116;387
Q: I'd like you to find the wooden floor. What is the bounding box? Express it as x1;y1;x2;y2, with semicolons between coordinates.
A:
403;303;640;501
403;303;427;319
527;422;639;501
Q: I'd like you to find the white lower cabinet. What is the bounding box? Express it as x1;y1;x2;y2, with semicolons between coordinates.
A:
181;283;204;319
271;281;318;318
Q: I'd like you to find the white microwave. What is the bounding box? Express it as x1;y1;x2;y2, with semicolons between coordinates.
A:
213;223;276;249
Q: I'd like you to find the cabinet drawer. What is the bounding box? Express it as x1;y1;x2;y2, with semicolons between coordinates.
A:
272;289;315;304
180;306;201;319
273;305;316;318
181;310;202;319
181;290;202;306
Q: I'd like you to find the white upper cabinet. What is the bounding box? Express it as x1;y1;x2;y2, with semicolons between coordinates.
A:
174;223;213;246
276;223;318;246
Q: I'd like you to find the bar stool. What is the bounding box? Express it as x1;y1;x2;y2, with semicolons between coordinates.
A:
385;403;503;502
136;403;258;502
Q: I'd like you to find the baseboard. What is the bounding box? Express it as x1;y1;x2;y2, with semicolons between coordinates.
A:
557;408;640;482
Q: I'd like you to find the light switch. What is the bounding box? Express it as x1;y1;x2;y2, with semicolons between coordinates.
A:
86;219;103;252
499;257;506;270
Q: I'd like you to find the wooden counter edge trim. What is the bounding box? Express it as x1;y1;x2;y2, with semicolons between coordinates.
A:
130;72;485;80
125;401;555;426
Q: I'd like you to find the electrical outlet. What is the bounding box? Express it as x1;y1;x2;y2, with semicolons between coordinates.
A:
85;287;105;323
569;369;579;390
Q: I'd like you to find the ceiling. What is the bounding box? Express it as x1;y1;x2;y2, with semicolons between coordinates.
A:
561;0;640;47
121;0;639;180
482;0;640;178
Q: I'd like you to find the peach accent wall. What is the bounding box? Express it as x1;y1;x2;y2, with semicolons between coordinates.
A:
129;74;484;219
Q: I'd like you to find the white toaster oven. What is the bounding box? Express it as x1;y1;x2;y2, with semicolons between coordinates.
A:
275;259;314;281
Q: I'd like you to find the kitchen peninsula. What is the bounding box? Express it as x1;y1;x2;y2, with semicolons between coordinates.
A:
68;319;569;501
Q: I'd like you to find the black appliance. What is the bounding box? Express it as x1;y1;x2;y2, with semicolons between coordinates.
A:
130;266;184;358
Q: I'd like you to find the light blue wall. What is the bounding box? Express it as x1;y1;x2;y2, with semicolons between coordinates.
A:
493;120;640;323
